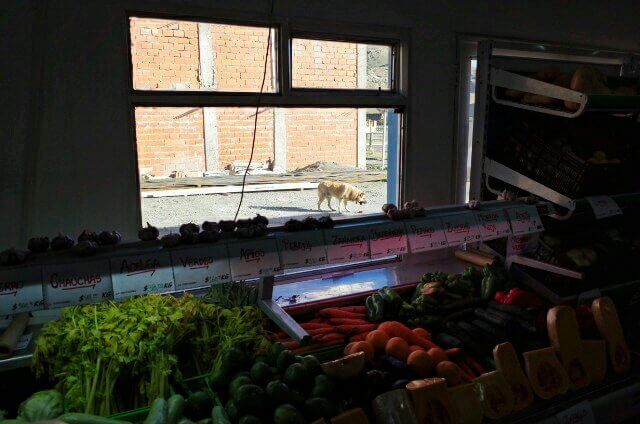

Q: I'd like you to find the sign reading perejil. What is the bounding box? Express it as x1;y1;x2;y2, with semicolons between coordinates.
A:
111;253;175;300
586;196;623;220
325;227;371;264
405;218;448;253
277;231;327;269
506;205;544;235
369;223;408;258
475;210;512;241
171;245;231;290
228;239;282;279
43;260;113;308
0;266;44;315
443;212;481;246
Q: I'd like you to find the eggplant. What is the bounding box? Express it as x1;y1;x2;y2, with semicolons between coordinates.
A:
198;230;220;243
382;203;397;213
179;223;200;236
201;221;220;233
218;220;236;233
235;219;253;229
317;216;334;229
0;248;29;266
51;233;74;251
284;219;305;232
98;230;121;246
78;230;99;243
162;233;182;248
138;222;159;241
73;241;98;257
386;209;401;221
252;214;269;226
235;226;255;239
411;207;426;217
253;223;268;237
181;231;199;244
27;236;49;253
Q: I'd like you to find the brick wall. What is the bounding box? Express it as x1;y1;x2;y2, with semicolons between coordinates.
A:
130;18;361;175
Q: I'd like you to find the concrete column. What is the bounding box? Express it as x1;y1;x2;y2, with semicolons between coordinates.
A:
198;23;219;172
273;109;287;172
356;45;368;169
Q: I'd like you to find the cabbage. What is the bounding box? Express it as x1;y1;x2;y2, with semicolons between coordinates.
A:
17;390;63;421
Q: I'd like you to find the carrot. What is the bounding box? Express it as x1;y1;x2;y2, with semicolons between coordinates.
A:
308;317;325;323
328;318;370;326
457;360;476;379
445;348;462;358
307;327;337;336
316;333;345;343
349;332;371;342
282;340;300;349
336;306;367;313
337;324;378;335
275;331;287;339
319;308;368;319
463;355;485;375
378;321;439;350
293;339;343;354
300;322;335;330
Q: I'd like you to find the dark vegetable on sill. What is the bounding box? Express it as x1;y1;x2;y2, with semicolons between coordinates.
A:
78;230;99;243
181;231;199;244
202;221;220;233
382;203;397;213
387;208;401;221
467;200;480;210
412;207;426;217
179;223;200;236
219;220;237;233
404;200;419;209
73;241;98;257
51;233;75;251
198;230;221;243
97;230;121;246
138;222;159;241
397;209;413;220
27;236;49;253
253;223;268;237
161;233;182;248
235;226;255;239
302;217;319;230
284;219;305;232
252;214;269;226
0;248;29;266
317;216;334;229
236;219;253;229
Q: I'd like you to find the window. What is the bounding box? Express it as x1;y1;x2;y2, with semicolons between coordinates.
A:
128;16;408;235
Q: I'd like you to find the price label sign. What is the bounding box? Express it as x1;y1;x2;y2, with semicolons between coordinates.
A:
43;260;113;308
506;205;544;235
325;226;371;264
369;223;408;258
111;253;175;300
405;218;448;253
277;231;328;269
443;212;482;246
475;210;512;241
0;266;44;315
586;196;622;219
15;333;33;351
228;238;282;279
171;244;231;290
556;401;596;424
506;233;540;257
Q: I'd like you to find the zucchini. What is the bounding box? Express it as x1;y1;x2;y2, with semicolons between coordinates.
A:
442;307;476;322
211;406;231;424
488;302;534;320
434;332;463;349
474;308;510;328
144;398;168;424
487;306;537;333
58;413;130;424
167;394;186;424
471;319;509;341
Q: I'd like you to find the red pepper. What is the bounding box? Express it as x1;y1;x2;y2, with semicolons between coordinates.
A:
495;288;544;308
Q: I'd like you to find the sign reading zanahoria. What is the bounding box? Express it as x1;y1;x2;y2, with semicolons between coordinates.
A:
325;226;371;264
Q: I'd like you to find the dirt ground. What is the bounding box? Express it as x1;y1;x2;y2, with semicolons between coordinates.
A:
142;181;387;230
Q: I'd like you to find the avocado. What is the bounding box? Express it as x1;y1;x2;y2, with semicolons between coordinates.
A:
310;374;335;399
235;384;267;415
302;355;321;376
276;350;296;373
269;343;287;366
224;399;239;423
184;391;212;421
229;375;254;401
221;347;247;374
250;362;273;387
273;404;305;424
266;380;293;404
238;415;261;424
283;363;309;391
304;397;336;421
210;368;229;392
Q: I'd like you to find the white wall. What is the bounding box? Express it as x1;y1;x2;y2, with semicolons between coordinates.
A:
2;0;639;246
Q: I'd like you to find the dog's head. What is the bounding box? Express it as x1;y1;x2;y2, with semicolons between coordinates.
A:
356;191;367;205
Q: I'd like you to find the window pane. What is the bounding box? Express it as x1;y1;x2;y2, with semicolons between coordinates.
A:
129;17;276;92
291;38;392;90
135;107;400;231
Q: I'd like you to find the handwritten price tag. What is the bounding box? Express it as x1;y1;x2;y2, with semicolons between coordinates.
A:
111;253;175;300
506;205;544;235
586;196;622;219
171;244;231;290
228;238;282;279
0;266;44;315
277;231;328;269
43;260;113;308
369;223;408;258
443;212;481;246
506;233;540;257
556;401;596;424
475;210;512;241
325;226;371;264
14;333;33;351
404;218;448;253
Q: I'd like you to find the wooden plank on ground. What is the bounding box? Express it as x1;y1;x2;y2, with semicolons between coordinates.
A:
142;181;319;198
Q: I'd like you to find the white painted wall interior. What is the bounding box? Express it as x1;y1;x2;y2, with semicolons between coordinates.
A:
2;0;640;247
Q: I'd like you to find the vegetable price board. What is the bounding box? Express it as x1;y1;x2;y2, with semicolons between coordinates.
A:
110;253;175;300
170;245;231;290
42;260;113;308
404;217;448;253
475;210;512;241
443;212;482;245
369;222;409;258
276;231;328;269
324;226;371;264
586;196;623;219
0;266;44;315
506;206;544;235
228;238;282;279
